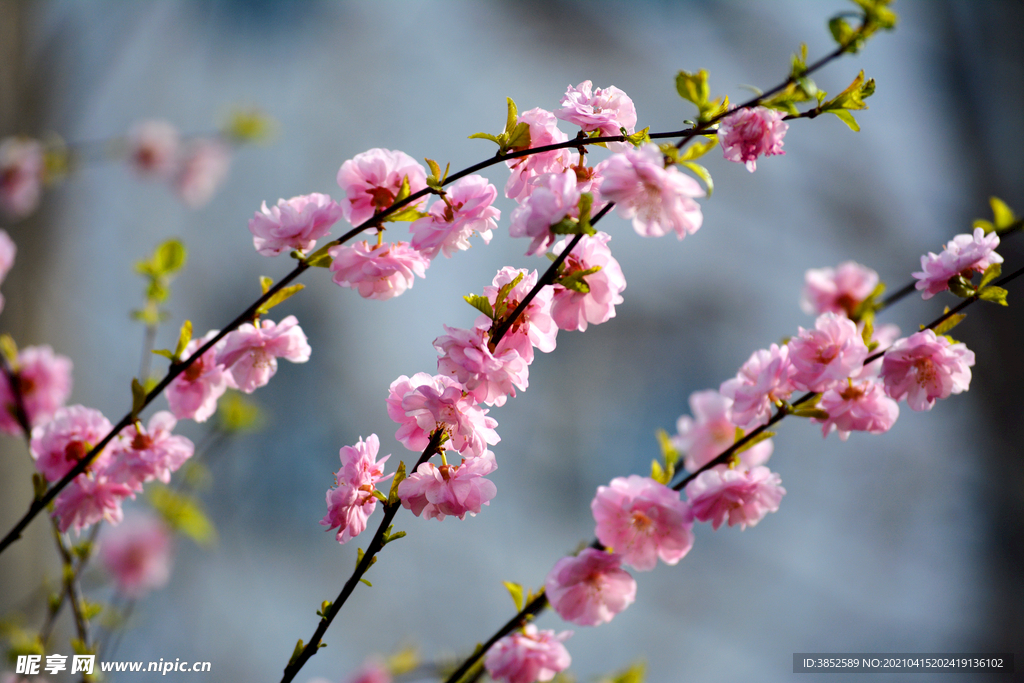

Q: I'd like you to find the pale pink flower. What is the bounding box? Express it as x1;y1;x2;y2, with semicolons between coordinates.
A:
548;231;626;332
544;548;636;626
248;193;343;256
815;378;899;440
673;390;773;472
397;451;498;521
720;344;794;430
30;405;113;482
175;138;231;208
485;624;572;683
684;465;785;530
504;108;575;201
599;144;704;239
801;261;879;317
718;106;788;172
787;313;868;392
386;373;499;458
217;315;311;393
0;345;73;435
165;330;234;423
913;228;1003;299
434;324;528;407
52;474;135;534
0;137;44;219
508;170;581;256
105;411;194;490
99;514;173;597
483;267;557;363
127;120;180;178
409;174;499;258
555;80;637;141
321;435;391;544
344;658;391;683
328;240;430;301
591;475;694;571
336;148;427;226
880;329;975;411
0;228;16;285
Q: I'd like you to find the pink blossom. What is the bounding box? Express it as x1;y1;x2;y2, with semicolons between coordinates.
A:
913;228;1003;299
549;232;626;332
485;624;572;683
717;106;788;172
344;658;391;683
217;315;311;393
328;240;430;300
165;330;234;423
175;138;231;208
720;344;794;430
321;435;391;544
544;548;636;626
673;390;773;472
787;313;868;392
248;193;343;256
105;411;195;490
591;475;694;571
801;261;879;317
386;373;499;458
52;474;135;534
30;405;113;482
336;148;427;226
0;345;73;435
397;451;497;521
409;174;499;258
0;137;44;219
599;144;703;239
482;267;557;363
99;514;173;597
684;466;785;530
555;80;637;141
434;324;528;407
127;120;180;178
508;170;581;256
504;108;575;201
0;228;16;285
815;378;899;440
880;329;975;411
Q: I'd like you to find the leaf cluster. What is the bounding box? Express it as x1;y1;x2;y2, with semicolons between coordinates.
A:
675;70;729;124
469;98;532;155
132;239;187;325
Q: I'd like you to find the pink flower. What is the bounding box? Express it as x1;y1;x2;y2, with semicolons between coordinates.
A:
554;80;637;141
815;378;899;440
719;344;794;430
0;137;44;219
165;330;234;423
684;466;785;530
0;228;16;285
549;232;626;332
248;193;343;256
344;658;391;683
409;174;499;258
105;411;195;490
880;329;975;411
434;324;528;407
0;345;73;435
217;315;311;393
30;405;113;482
913;228;1003;300
336;148;427;226
99;514;173;597
508;170;581;256
591;475;694;572
599;144;704;239
328;240;430;300
717;106;788;172
504;108;575;201
397;451;498;521
127;120;180;178
787;313;868;392
544;548;637;626
485;624;572;683
321;435;391;544
673;390;773;472
801;261;879;317
175;138;231;208
386;373;499;458
483;267;557;363
52;474;135;534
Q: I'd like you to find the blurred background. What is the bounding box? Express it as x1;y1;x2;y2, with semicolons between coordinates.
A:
1;1;1022;681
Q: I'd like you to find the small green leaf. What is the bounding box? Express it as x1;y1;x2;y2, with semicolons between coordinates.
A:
651;458;668;485
148;485;217;545
80;599;104;621
260;276;274;294
174;319;193;360
131;378;147;418
933;312;966;336
360;578;372;587
828;109;860;131
155;239;186;274
734;430;775;455
384;530;406;544
675;70;710;106
493;272;525;318
216;391;264;433
978;285;1009;306
656;428;680;467
371;489;387;504
504;97;519;136
623;126;651;147
289;639;305;666
388;461;407;506
0;333;18;365
790;406;830;420
306;251;333;268
506;121;531;151
256;283;306;316
151;349;174;360
680;161;713;197
990;197;1016;229
557;265;601;294
317;600;332;619
829;16;855;46
464;294;495;320
425;158;442;182
947;275;976;298
979;263;1002;289
604;660;647;683
503;581;524;612
386;206;427;222
678;136;717;162
576;192;595;234
224;108;275;143
468;132;501;145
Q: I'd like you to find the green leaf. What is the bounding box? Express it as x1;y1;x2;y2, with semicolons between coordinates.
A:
174;319;193;360
791;405;830;420
822;71;874;112
828;109;860;131
464;294;495;320
256;283;306;316
468;131;501;145
0;333;18;366
224;108;275;143
371;489;387;504
503;581;524;612
493;272;525;318
656;428;680;467
933;312;966;336
829;15;855;46
148;485;217;545
979;263;1002;289
947;275;976;298
360;578;372;588
80;599;104;621
650;458;668;485
603;660;647;683
216;391;264;433
990;196;1016;229
504;97;519;136
734;430;775;456
306;251;333;268
790;43;809;78
155;239;186;274
675;69;710;106
860;316;874;347
577;192;595;234
978;285;1009;306
289;639;305;666
388;461;407;506
386;206;427;222
384;529;406;544
317;600;332;619
623;126;651;147
678;136;717;162
680;162;713;197
506;121;531;151
131;378;147;419
557;265;601;294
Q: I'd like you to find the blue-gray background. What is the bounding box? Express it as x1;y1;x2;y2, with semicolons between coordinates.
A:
1;2;1021;682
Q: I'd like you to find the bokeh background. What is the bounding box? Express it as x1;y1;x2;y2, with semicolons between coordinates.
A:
1;1;1022;681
